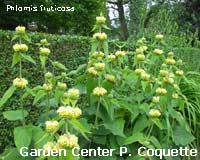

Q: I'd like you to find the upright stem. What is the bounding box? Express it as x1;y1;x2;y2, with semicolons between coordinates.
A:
95;97;101;128
19;60;22;78
45;92;50;120
20;91;25;126
65;120;68;133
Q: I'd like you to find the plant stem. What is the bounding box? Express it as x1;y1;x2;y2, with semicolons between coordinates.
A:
65;120;68;133
20;91;25;126
19;60;22;78
95;97;101;128
45;92;50;120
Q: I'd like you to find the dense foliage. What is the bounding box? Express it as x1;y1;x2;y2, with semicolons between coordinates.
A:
0;16;200;160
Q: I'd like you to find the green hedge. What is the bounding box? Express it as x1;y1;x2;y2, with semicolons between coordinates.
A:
0;30;93;151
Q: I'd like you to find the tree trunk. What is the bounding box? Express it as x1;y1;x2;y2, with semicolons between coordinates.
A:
116;0;129;40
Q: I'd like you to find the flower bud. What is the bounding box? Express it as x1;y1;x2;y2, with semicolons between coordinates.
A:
93;32;107;41
87;67;98;76
136;54;145;61
135;48;144;54
13;43;28;52
135;68;145;75
175;70;184;76
67;89;79;100
159;70;168;77
57;106;82;119
57;82;67;90
96;16;106;24
40;39;49;46
13;78;28;89
94;63;105;71
57;133;78;148
43;83;53;91
105;74;116;83
152;96;160;103
92;51;104;58
115;51;126;57
107;55;116;61
166;58;176;65
45;72;53;79
15;26;25;34
149;109;161;118
154;49;164;55
168;51;174;58
140;72;150;81
172;93;179;99
93;87;107;97
156;87;167;95
155;34;164;40
39;47;51;56
45;121;59;132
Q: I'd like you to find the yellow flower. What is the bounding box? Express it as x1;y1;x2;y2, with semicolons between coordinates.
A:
93;32;107;41
152;96;160;103
169;73;175;78
43;83;53;92
45;72;53;79
96;16;106;24
57;133;78;148
159;70;168;77
94;63;105;71
45;121;59;132
93;87;107;96
67;88;79;100
39;47;50;56
107;55;116;61
149;109;161;118
155;34;164;40
87;67;98;76
140;72;150;81
43;142;55;152
135;68;145;75
156;87;167;95
15;26;25;34
154;49;164;55
13;43;28;52
92;51;104;58
57;82;67;90
57;106;82;119
115;51;126;57
140;46;148;51
176;70;184;76
105;74;116;83
136;54;145;61
166;58;176;65
172;93;179;99
13;78;28;89
163;77;174;84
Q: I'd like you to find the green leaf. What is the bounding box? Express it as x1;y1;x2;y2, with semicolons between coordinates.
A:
32;126;53;149
0;85;16;108
104;119;125;137
173;126;195;146
14;125;33;151
12;35;19;41
3;109;28;121
22;34;31;43
12;52;21;67
151;118;163;129
69;119;90;140
33;90;46;105
52;61;67;70
20;53;36;65
0;148;22;160
39;55;48;69
123;133;145;145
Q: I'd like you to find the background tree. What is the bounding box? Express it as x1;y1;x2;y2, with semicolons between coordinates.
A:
0;0;105;35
